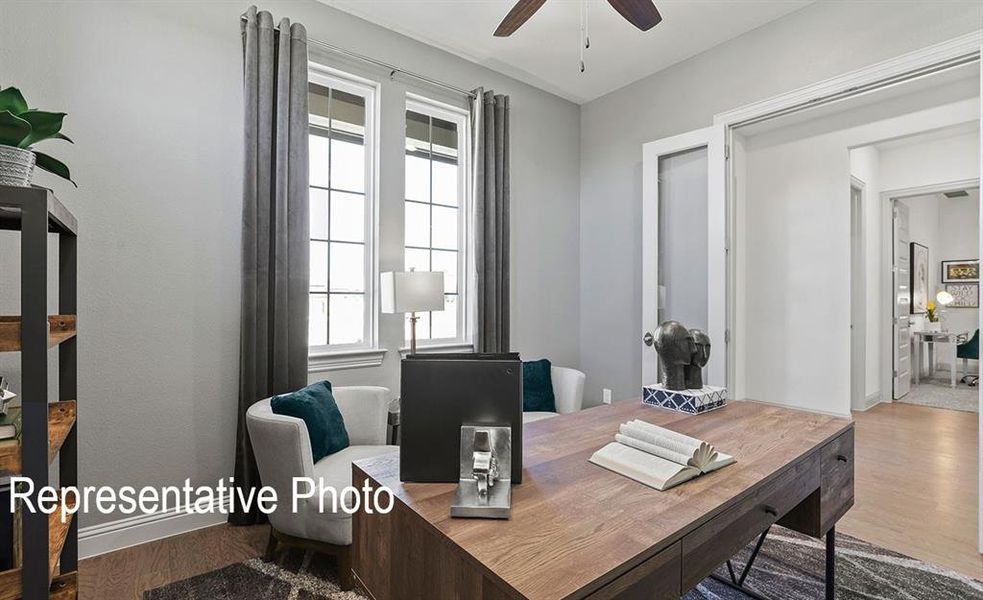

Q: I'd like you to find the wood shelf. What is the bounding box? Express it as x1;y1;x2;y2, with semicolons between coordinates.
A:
0;497;77;600
0;572;75;600
0;186;78;599
0;186;77;236
0;316;76;353
0;401;76;475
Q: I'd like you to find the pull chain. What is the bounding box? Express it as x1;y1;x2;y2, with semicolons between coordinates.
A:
580;0;590;73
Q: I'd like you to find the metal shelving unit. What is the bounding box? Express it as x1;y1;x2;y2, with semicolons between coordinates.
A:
0;186;78;600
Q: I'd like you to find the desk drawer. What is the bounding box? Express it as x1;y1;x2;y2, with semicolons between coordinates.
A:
680;453;819;591
585;542;680;600
820;428;854;532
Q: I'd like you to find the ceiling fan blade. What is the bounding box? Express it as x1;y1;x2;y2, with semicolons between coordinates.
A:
607;0;662;31
494;0;548;37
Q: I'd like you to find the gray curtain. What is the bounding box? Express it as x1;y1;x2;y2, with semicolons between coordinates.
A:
231;6;310;526
471;89;511;353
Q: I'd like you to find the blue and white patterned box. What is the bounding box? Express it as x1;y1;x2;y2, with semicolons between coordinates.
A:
641;384;727;414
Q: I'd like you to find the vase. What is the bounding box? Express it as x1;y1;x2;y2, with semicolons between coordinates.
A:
0;146;36;187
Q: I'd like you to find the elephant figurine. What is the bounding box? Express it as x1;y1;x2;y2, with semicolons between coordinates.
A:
685;329;711;390
652;321;695;391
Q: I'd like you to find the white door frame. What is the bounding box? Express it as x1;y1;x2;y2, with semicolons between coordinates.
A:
641;126;727;388
850;177;867;410
706;29;982;552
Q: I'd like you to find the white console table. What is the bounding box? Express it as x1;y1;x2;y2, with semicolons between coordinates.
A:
912;330;969;388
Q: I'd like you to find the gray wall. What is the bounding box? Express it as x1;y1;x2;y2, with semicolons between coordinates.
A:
578;0;983;405
0;0;580;527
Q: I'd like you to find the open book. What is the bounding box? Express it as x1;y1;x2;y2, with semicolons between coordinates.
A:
589;419;735;491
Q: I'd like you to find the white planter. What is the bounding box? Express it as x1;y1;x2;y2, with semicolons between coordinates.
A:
0;146;36;187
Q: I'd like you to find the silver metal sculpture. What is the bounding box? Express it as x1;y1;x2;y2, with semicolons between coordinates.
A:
653;321;711;391
471;430;499;496
451;425;512;519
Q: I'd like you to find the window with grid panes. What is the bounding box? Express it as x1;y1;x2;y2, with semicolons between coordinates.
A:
404;103;469;344
308;78;374;350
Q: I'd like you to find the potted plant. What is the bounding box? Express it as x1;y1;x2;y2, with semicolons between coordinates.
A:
0;87;75;187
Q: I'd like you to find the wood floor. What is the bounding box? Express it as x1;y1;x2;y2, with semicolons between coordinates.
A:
78;522;269;599
839;401;982;579
78;401;982;599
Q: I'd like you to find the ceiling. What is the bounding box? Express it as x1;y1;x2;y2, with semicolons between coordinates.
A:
320;0;814;104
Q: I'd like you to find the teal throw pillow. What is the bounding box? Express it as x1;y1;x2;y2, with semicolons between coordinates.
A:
522;359;556;412
271;380;349;462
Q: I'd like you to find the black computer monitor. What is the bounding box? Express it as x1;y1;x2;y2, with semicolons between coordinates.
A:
399;353;523;483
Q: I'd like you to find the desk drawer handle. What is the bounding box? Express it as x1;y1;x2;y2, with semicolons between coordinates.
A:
837;455;849;463
764;506;778;518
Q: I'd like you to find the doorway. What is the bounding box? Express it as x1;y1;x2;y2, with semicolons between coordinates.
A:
641;32;983;562
640;127;725;388
881;182;981;412
738;77;982;574
725;57;981;573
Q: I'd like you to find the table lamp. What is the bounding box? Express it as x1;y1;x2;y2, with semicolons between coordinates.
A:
936;290;954;331
381;270;444;354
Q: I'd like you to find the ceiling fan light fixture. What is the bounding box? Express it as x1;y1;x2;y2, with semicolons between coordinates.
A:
493;0;548;37
494;0;662;37
493;0;663;74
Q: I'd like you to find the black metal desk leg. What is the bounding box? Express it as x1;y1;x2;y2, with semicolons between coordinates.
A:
826;526;836;600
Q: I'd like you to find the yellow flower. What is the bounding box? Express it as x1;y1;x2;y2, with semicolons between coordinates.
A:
927;300;936;311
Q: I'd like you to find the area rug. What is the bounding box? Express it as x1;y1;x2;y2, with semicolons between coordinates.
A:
900;376;979;413
144;527;983;600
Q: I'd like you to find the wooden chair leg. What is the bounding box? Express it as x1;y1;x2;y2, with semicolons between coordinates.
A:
338;545;354;591
264;528;278;562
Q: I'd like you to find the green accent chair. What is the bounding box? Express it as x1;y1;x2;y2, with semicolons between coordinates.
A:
957;329;979;382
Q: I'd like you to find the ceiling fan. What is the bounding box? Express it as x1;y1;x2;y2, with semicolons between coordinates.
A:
493;0;662;37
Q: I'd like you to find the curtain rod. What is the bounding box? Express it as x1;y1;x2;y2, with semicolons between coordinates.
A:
240;15;477;99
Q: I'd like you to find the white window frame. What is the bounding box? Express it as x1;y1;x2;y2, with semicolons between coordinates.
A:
403;94;474;352
308;62;385;371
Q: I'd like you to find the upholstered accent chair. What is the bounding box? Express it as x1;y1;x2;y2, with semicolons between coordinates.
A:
246;386;397;590
522;366;587;424
958;328;980;382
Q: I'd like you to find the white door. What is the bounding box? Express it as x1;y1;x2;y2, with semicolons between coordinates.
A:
642;127;726;388
893;201;912;399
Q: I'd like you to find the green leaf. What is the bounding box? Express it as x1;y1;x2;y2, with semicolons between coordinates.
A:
52;132;74;144
17;111;66;148
34;151;76;187
0;110;31;147
0;88;28;115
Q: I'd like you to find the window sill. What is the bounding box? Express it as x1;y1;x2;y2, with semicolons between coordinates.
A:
309;348;387;373
398;342;474;357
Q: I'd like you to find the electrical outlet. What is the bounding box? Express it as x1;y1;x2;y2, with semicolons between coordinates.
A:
602;388;612;405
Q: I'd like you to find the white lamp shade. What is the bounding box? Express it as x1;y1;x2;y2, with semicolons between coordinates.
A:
380;271;445;313
936;290;955;306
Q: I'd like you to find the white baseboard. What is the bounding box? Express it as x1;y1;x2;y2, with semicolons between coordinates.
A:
853;392;884;412
79;498;233;560
738;397;851;419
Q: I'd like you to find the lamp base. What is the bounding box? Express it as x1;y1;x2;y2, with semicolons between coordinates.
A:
409;312;419;355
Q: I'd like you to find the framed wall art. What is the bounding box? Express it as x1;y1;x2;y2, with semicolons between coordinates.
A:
910;242;929;314
945;283;979;308
941;259;979;283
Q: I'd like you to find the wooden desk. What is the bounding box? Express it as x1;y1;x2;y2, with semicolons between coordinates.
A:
352;400;854;600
